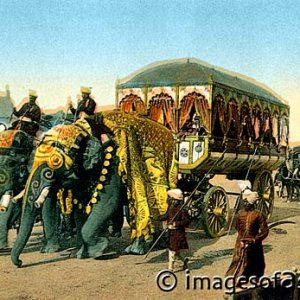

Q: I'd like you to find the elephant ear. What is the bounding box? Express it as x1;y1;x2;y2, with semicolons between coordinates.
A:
82;136;102;171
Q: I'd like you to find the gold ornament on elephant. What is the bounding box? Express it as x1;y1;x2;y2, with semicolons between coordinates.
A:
106;146;113;152
105;153;112;160
96;183;103;190
57;188;73;215
47;151;64;169
103;160;110;167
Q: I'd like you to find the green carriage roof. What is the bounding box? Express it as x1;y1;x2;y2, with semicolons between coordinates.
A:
117;58;288;107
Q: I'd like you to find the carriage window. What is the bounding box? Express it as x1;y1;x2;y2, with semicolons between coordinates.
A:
279;115;288;147
272;112;279;145
261;108;271;143
179;92;210;136
227;99;239;140
119;94;145;114
212;95;226;138
239;102;252;142
252;105;262;141
148;93;176;131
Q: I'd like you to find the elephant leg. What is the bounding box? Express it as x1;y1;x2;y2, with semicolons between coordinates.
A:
79;173;121;258
110;203;124;237
0;202;21;249
40;196;60;253
0;202;14;249
73;208;88;250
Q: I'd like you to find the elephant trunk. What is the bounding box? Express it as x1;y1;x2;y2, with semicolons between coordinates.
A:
0;191;13;212
11;187;49;267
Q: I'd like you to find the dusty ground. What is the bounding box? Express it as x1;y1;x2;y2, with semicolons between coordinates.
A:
1;177;300;300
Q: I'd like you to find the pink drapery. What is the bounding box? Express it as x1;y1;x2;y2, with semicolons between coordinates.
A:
272;113;279;144
252;106;261;141
261;109;272;143
280;115;288;147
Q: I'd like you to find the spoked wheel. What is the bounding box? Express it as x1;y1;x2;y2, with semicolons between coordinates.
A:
253;170;274;219
202;186;229;238
186;192;203;231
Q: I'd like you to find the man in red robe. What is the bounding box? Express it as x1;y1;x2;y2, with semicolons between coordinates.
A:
164;188;190;271
226;188;269;285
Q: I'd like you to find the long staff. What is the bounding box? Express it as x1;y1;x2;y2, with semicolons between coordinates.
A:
144;148;227;259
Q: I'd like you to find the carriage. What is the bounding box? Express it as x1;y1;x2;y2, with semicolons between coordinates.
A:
115;58;290;237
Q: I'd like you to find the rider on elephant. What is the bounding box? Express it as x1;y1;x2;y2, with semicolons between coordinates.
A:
11;90;41;137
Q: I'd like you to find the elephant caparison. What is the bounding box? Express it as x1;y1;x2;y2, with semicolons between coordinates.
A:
11;110;177;267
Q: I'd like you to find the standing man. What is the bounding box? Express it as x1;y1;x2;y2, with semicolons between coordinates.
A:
12;89;41;136
68;86;96;119
225;188;269;285
163;188;190;271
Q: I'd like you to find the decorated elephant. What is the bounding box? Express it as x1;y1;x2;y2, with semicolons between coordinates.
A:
0;129;34;249
11;110;177;266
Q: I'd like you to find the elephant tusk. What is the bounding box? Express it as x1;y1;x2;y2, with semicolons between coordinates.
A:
12;189;25;203
0;193;13;212
34;187;50;208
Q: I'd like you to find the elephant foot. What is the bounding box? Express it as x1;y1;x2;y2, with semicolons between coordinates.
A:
40;243;60;253
0;237;8;250
124;236;150;255
76;245;89;259
76;237;109;259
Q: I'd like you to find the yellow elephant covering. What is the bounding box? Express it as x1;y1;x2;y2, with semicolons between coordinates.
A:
99;110;178;241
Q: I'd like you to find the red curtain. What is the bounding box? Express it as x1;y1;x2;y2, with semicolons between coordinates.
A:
148;100;164;122
179;95;194;130
194;95;211;134
179;92;211;134
119;94;145;113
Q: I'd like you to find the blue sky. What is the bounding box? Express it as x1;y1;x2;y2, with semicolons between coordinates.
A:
1;0;300;139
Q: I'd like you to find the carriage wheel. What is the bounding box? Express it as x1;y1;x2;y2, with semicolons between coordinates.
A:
253;170;274;219
202;186;229;238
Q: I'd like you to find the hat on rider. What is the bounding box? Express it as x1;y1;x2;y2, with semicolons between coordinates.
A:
167;188;184;200
81;86;91;95
29;89;38;98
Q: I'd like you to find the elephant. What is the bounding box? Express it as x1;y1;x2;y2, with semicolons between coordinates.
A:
11;110;177;267
0;129;34;250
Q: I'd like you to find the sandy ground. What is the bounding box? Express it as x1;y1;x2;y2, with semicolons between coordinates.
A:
1;177;300;300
